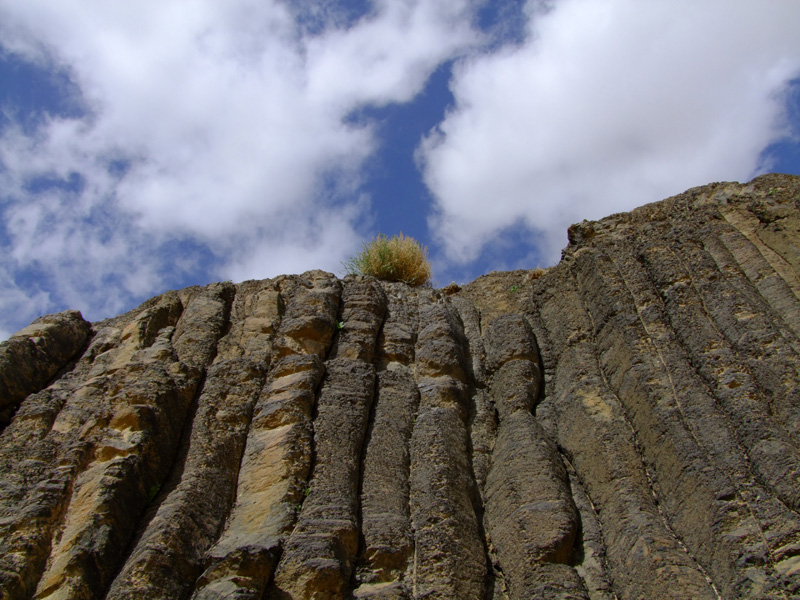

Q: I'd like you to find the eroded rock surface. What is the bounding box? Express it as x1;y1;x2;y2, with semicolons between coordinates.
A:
0;310;92;429
1;174;800;599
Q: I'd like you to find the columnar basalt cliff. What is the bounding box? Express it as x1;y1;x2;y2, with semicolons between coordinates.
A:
1;173;799;599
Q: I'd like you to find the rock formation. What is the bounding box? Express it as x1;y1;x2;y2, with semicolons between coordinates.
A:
1;173;799;599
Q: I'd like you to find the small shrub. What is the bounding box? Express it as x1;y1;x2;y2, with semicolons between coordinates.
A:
529;267;547;281
345;233;432;287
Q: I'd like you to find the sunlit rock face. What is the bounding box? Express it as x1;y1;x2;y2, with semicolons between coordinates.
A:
1;173;799;600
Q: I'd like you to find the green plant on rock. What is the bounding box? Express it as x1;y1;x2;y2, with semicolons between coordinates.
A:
345;233;432;287
147;482;161;503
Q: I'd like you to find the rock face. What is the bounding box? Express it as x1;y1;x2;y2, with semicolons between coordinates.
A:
1;173;800;599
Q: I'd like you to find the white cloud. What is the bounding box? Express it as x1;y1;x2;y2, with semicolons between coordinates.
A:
419;0;800;266
224;197;369;283
3;0;799;340
0;267;51;341
0;0;482;337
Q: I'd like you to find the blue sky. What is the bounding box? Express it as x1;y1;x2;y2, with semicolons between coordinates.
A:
1;0;799;340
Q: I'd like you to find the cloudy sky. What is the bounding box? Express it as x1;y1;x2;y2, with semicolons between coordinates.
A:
1;0;799;340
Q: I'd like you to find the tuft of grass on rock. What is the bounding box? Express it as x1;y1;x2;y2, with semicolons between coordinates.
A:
345;233;432;287
529;267;547;280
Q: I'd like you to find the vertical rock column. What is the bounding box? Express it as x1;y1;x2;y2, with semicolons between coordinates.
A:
192;271;341;600
532;267;720;600
0;294;183;600
28;283;232;600
271;276;387;599
712;209;800;338
353;282;420;598
409;294;487;599
106;280;282;600
624;239;800;596
573;242;766;596
714;177;800;319
637;242;800;509
483;314;587;600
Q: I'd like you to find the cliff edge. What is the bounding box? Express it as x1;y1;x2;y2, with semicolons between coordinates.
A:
1;173;799;599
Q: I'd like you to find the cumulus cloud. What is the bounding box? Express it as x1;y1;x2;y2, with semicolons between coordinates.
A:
0;0;481;337
419;0;800;266
2;0;799;340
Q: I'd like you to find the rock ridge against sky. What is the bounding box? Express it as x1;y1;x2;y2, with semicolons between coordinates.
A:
1;173;800;599
1;0;800;340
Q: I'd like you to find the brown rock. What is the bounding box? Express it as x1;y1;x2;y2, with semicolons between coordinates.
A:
193;272;340;599
409;296;488;600
0;310;91;428
355;283;419;592
270;277;386;599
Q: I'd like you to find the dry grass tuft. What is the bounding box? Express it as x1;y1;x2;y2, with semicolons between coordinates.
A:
346;233;431;287
529;267;547;281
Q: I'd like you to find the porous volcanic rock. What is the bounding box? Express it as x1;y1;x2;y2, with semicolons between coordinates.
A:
1;173;800;599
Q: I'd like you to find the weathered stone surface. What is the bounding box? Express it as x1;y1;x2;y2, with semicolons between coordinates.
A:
483;314;586;600
409;296;488;600
106;358;267;600
0;310;92;428
271;277;386;599
192;272;340;600
354;283;419;593
1;175;800;600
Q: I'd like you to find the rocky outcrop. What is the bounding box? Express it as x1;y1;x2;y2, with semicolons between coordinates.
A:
0;310;92;429
1;173;799;599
